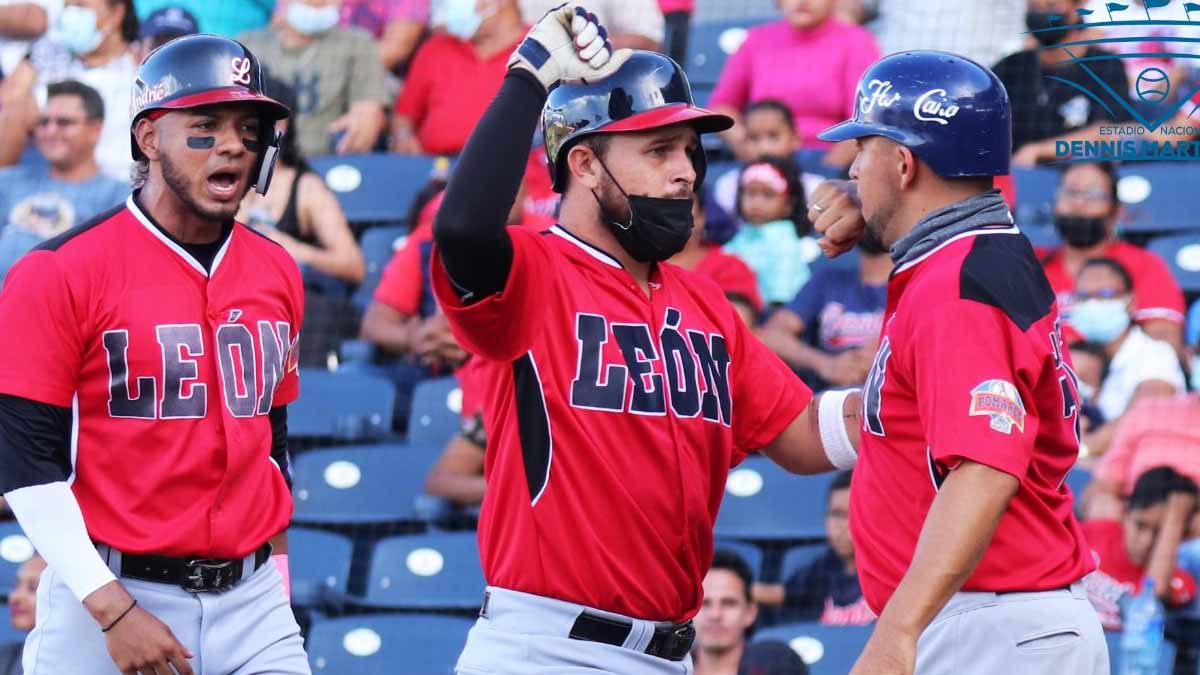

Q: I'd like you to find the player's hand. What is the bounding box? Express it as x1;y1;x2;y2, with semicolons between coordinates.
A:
104;605;195;675
507;4;632;91
849;622;917;675
809;179;866;258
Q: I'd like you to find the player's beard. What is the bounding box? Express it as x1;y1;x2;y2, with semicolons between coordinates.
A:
595;177;632;224
160;151;245;223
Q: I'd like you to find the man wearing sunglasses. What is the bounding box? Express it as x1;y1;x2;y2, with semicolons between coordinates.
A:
0;79;125;284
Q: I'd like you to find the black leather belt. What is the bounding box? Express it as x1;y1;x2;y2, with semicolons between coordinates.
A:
112;543;272;593
568;611;695;662
996;585;1071;595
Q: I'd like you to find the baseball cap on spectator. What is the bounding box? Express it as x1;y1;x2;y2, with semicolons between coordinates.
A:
739;639;811;674
139;7;199;42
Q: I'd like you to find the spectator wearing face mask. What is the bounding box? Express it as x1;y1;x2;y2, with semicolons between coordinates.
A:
391;0;526;156
0;0;58;79
992;0;1132;167
239;0;390;156
1069;257;1184;458
1040;161;1185;356
1067;340;1110;440
761;229;890;391
0;0;137;181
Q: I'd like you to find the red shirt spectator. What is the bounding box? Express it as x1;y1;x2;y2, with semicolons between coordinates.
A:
1081;519;1196;631
1094;394;1200;497
1041;241;1185;327
693;246;763;315
658;0;693;11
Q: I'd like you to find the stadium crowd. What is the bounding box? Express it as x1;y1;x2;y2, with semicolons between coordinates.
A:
2;0;1200;672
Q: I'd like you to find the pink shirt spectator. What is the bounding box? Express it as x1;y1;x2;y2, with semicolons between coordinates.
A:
708;18;879;149
658;0;694;12
1094;394;1200;495
340;0;429;37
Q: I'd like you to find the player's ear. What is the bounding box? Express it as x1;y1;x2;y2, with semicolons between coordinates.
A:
566;143;605;191
896;144;917;192
133;117;160;161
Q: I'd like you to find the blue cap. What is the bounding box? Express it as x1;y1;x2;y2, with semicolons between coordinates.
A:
819;50;1012;177
139;7;199;41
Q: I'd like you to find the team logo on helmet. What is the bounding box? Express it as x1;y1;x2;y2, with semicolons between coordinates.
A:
859;79;900;115
913;89;960;125
968;379;1026;435
231;57;253;86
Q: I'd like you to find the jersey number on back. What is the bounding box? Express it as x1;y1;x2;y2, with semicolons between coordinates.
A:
862;337;892;437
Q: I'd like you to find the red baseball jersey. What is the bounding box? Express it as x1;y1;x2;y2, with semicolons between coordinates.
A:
1041;241;1185;325
852;226;1094;615
431;224;810;622
0;197;303;558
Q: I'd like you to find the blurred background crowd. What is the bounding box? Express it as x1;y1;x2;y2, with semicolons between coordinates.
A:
2;0;1200;673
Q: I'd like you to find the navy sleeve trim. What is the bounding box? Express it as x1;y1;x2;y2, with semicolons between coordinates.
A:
269;406;292;490
959;234;1056;332
0;394;72;494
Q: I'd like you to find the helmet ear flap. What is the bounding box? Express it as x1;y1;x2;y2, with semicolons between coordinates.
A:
254;129;283;195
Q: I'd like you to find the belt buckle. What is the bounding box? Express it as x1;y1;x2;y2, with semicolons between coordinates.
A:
182;558;235;593
663;622;695;659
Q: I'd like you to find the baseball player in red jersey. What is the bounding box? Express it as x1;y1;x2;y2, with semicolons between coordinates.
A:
809;52;1107;674
430;6;867;674
0;36;309;675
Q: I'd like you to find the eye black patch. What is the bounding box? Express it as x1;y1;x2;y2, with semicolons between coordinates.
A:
243;139;261;152
187;136;215;149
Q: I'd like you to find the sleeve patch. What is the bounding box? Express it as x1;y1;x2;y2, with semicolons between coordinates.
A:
969;379;1026;434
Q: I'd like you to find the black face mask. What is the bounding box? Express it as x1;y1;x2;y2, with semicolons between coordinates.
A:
593;161;694;263
1054;214;1108;248
1026;11;1070;47
858;227;889;255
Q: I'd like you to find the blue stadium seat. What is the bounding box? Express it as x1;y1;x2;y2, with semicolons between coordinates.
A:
1148;233;1200;294
714;539;764;582
288;369;395;441
353;225;408;311
714;458;835;542
307;613;473;674
0;521;33;599
753;622;873;674
407;377;463;448
291;444;438;526
778;544;828;585
309;154;441;225
1012;166;1060;230
288;527;354;607
358;532;484;610
1117;164;1200;233
685;20;755;86
1065;468;1093;502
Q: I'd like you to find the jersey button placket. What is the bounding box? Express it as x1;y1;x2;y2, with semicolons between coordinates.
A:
648;283;690;565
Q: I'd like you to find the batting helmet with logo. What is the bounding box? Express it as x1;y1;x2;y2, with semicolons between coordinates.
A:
541;50;733;193
818;50;1012;177
129;34;290;193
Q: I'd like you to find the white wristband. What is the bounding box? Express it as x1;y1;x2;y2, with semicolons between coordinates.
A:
5;481;116;602
819;388;859;470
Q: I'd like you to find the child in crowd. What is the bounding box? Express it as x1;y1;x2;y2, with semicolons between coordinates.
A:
722;154;812;306
1082;466;1197;631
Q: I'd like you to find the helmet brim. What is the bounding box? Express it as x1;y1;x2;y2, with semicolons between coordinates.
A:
817;120;875;143
602;103;734;135
147;87;291;121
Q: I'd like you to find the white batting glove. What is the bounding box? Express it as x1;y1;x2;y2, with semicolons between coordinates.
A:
508;4;632;90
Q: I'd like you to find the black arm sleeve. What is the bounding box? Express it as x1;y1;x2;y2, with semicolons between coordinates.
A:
0;393;72;494
269;406;292;490
433;68;549;303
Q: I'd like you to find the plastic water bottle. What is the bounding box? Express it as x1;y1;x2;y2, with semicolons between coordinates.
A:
1120;578;1164;675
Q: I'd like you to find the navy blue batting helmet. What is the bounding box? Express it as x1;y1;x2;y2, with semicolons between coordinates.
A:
542;50;733;193
818;50;1011;177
